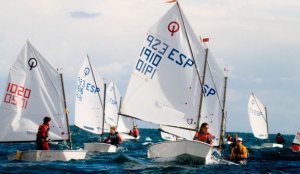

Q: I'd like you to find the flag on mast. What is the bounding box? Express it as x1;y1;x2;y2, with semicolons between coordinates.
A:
203;38;209;42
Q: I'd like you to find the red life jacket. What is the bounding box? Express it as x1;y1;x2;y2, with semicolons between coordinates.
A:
36;124;50;150
132;129;139;137
276;136;285;144
37;124;49;139
198;132;213;145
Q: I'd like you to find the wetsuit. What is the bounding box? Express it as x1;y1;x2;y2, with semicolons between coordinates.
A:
36;124;50;150
104;132;122;146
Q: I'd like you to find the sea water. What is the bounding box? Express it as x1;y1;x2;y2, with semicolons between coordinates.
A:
0;126;299;173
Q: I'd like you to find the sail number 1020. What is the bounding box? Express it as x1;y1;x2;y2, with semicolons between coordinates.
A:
3;83;31;109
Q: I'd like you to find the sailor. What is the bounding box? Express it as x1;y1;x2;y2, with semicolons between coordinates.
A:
227;134;233;141
36;117;51;150
230;137;248;165
231;134;239;146
104;126;123;146
193;123;213;145
130;125;139;138
275;133;285;144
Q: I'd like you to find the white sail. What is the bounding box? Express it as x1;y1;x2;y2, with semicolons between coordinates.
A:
160;125;195;140
74;56;106;134
248;93;268;139
0;41;69;142
121;4;206;129
161;131;177;141
293;126;300;145
105;81;121;127
199;51;225;146
117;116;134;133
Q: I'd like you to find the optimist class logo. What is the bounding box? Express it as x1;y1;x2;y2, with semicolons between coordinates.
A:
168;21;180;36
28;58;37;70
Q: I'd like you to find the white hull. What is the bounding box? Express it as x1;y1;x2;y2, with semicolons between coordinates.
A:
84;143;117;152
7;150;86;161
148;140;214;165
223;140;232;145
119;133;140;140
261;143;283;148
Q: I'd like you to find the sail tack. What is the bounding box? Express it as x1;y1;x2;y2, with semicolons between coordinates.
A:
74;57;106;134
121;4;206;130
0;41;69;142
248;93;268;139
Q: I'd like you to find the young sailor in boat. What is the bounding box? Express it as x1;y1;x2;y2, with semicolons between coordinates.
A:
36;117;51;150
275;133;286;144
227;134;233;141
229;137;248;165
193;123;213;145
231;134;238;146
104;126;123;147
129;125;139;138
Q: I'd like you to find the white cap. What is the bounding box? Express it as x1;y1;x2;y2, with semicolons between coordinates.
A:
237;137;243;141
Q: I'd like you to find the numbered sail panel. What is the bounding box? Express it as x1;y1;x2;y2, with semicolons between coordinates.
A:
0;41;68;142
248;93;268;139
121;4;206;129
105;81;121;127
199;50;225;146
74;57;105;134
293;126;300;145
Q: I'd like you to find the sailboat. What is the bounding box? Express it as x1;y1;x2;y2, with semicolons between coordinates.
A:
105;81;138;140
74;56;116;152
120;2;227;164
291;126;300;152
0;41;86;161
248;93;283;148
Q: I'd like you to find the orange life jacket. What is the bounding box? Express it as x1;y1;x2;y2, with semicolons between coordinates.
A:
197;132;213;145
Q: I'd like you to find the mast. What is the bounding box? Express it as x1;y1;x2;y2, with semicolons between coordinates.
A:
60;73;72;150
101;84;106;141
219;76;228;146
86;55;106;141
265;106;269;140
196;48;209;131
176;2;206;131
116;96;122;129
86;55;104;108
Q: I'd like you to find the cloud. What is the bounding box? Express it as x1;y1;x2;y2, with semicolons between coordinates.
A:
70;11;101;18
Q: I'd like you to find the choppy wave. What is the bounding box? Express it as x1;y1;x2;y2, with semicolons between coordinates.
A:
0;127;299;173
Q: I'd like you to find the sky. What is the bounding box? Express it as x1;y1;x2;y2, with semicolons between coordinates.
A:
0;0;299;134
